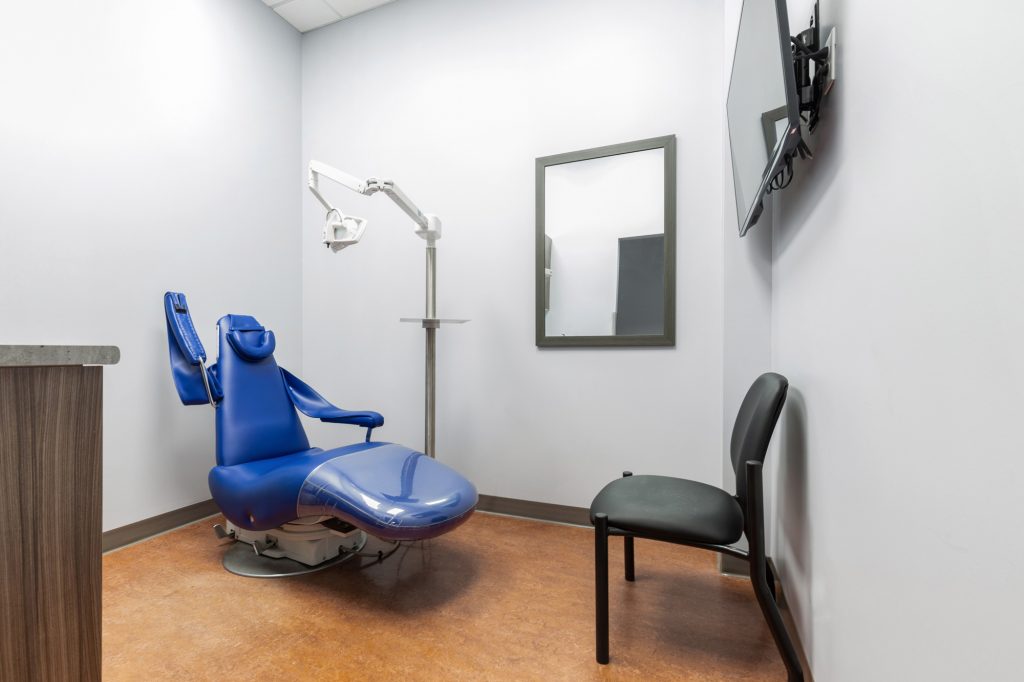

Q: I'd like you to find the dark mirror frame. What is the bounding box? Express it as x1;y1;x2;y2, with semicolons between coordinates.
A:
535;135;676;348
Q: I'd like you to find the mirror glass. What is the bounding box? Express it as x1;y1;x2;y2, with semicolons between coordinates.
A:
727;0;789;230
536;136;675;347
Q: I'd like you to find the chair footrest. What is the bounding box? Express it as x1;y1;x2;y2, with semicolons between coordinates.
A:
210;442;478;541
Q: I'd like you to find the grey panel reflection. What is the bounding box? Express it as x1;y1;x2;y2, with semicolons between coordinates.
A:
614;234;665;336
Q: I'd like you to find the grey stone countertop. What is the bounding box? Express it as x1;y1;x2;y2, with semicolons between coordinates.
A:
0;345;121;367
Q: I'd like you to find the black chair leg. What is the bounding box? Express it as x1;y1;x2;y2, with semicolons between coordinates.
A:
746;461;803;682
751;565;802;682
765;557;777;601
624;535;635;582
594;513;610;664
619;471;635;583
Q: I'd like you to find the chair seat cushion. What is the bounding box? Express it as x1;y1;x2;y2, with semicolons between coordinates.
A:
589;475;744;546
209;442;477;540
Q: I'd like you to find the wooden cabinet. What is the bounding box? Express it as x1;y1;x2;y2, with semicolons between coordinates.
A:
1;348;116;682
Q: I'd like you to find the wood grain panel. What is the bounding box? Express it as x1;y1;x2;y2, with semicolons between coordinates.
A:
0;368;30;682
0;366;102;682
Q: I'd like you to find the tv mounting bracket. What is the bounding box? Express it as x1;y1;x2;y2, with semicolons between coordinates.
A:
766;1;837;194
792;2;837;135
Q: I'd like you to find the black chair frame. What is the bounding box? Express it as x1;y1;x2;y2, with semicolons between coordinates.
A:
594;462;804;681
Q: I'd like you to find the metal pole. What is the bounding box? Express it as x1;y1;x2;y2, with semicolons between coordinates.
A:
425;327;436;457
426;244;437;318
424;244;437;458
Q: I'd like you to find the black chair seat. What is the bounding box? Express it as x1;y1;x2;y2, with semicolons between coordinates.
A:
590;474;744;546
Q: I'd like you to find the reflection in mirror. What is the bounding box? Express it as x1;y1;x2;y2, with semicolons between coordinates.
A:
536;136;675;347
614;234;664;335
546;148;663;337
727;0;789;231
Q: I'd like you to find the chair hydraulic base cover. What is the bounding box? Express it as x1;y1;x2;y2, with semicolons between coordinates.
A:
163;292;478;577
218;519;367;578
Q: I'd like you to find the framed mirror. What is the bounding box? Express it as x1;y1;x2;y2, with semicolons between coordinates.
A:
535;135;676;347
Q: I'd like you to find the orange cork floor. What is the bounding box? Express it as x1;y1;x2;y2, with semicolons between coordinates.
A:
103;512;788;681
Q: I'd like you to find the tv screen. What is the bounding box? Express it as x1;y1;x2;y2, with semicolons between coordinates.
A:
727;0;800;236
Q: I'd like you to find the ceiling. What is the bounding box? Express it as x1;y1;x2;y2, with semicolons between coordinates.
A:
263;0;397;33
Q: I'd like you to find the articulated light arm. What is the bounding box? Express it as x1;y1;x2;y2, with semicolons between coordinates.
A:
308;160;370;207
306;158;464;460
307;160;441;252
373;181;427;229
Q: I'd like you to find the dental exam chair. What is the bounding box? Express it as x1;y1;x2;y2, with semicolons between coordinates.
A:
163;291;477;577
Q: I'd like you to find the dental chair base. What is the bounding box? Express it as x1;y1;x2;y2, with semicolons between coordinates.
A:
215;517;367;578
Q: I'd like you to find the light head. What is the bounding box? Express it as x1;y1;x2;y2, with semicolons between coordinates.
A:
322;208;368;252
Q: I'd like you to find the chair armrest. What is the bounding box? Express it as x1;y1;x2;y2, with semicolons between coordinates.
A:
280;368;384;429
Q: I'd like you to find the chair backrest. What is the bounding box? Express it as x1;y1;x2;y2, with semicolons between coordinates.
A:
214;314;310;467
164;292;222;405
730;372;789;506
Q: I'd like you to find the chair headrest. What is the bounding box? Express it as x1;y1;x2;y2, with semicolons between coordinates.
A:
224;315;277;362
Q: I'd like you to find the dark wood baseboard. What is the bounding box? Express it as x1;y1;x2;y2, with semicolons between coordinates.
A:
476;494;590;526
102;499;220;552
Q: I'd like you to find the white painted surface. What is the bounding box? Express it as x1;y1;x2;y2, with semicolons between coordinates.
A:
545;148;665;337
767;1;1024;679
721;0;773;530
267;0;396;33
301;0;726;507
0;0;302;531
274;0;341;32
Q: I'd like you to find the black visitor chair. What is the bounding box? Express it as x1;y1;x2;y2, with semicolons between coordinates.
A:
589;372;803;681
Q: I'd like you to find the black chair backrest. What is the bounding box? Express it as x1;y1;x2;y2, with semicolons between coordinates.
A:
730;372;789;506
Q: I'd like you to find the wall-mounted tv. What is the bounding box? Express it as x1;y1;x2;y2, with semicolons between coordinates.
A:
727;0;832;237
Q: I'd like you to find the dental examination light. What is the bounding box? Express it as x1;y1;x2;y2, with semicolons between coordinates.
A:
308;160;467;459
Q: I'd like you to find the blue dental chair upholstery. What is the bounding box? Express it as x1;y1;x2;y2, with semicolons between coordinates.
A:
164;292;477;542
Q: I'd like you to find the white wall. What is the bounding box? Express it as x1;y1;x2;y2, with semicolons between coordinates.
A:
301;0;726;506
545;148;665;337
0;0;302;530
769;1;1024;679
722;0;774;536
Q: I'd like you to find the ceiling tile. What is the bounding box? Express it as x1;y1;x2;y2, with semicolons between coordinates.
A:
274;0;341;32
323;0;394;20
